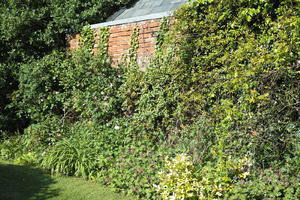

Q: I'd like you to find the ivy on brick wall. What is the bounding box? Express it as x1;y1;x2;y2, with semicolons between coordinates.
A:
97;27;110;57
155;17;170;51
80;25;95;51
121;26;140;68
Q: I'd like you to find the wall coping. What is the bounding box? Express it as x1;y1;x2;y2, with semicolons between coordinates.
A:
90;11;172;29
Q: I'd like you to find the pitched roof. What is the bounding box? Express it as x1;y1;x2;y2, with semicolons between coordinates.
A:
91;0;186;29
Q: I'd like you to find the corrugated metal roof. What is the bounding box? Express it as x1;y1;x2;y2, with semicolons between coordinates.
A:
107;0;186;21
91;0;186;29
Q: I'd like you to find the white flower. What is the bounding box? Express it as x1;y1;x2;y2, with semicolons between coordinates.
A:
114;125;121;130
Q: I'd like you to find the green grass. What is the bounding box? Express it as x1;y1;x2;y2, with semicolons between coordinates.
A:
0;160;136;200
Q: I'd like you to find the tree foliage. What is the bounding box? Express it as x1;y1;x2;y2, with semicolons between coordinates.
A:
0;0;133;134
0;0;133;63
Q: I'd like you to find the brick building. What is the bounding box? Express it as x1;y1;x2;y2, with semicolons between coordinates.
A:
68;0;186;66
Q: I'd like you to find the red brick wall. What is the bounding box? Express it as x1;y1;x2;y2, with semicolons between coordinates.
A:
68;18;163;66
68;34;80;51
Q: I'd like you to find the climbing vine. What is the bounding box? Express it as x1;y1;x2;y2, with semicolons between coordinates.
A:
129;27;140;62
156;17;170;51
97;27;110;57
122;26;140;68
79;25;95;51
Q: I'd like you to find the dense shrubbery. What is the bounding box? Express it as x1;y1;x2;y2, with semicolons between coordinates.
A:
0;0;133;135
1;0;299;199
153;0;300;199
16;49;121;124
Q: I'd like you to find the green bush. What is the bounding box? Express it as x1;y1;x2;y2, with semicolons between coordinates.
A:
0;136;21;160
59;49;122;124
16;51;65;122
16;47;122;124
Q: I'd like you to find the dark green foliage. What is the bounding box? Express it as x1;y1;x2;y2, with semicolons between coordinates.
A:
16;51;65;122
15;48;121;124
0;64;20;134
0;0;133;134
0;0;133;63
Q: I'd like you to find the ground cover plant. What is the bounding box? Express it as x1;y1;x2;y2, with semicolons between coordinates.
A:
0;0;299;199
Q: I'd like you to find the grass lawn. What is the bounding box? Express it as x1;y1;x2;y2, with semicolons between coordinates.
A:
0;160;136;200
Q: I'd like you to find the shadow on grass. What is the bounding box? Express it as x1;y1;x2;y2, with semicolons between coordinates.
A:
0;162;59;200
